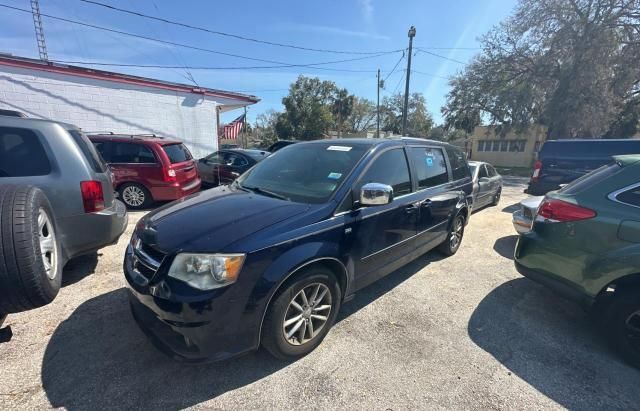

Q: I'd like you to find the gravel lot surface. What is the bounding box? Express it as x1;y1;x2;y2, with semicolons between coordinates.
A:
1;177;638;410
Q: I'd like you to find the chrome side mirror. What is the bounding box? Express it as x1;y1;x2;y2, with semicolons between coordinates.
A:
360;183;393;206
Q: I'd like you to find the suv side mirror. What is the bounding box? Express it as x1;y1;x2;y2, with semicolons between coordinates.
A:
360;183;393;206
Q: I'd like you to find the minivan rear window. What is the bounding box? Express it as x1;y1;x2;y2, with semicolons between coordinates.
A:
163;143;192;164
559;162;621;195
0;127;51;177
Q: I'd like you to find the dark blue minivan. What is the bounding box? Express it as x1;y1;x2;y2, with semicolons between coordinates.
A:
526;139;640;195
125;138;473;362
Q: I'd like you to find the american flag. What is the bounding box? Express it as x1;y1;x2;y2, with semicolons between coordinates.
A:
221;114;245;140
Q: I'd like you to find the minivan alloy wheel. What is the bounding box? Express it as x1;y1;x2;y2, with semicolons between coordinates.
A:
38;208;58;281
282;283;332;346
450;216;464;251
122;185;146;207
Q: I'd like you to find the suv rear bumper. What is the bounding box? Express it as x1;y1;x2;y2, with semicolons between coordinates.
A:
515;235;595;308
58;199;128;260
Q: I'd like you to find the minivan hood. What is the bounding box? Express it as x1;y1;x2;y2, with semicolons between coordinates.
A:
139;185;309;252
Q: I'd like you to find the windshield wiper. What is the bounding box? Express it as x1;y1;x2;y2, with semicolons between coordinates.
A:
240;184;290;201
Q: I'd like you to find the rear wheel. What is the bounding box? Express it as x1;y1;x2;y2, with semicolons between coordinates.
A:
437;213;465;256
605;290;640;369
262;267;341;360
492;189;502;206
0;185;62;313
119;183;152;210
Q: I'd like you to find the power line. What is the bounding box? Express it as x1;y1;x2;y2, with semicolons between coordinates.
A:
383;52;405;82
414;45;480;50
76;0;404;56
0;4;400;73
415;48;467;65
410;69;450;80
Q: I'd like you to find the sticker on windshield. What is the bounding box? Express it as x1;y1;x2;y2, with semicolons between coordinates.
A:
328;172;342;179
327;145;352;152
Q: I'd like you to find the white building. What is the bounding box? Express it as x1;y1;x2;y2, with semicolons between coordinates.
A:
0;55;259;158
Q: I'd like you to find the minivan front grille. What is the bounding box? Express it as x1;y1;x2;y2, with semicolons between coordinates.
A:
132;237;165;280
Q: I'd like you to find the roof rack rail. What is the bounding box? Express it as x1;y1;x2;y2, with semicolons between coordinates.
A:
85;131;115;135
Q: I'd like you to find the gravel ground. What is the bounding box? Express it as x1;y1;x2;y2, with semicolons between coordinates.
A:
1;177;638;410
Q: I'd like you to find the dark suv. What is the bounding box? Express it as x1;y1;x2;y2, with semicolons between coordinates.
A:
88;134;201;209
125;138;473;362
526;139;640;195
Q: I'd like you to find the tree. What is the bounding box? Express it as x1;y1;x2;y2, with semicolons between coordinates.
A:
254;109;280;147
346;97;376;133
331;88;355;137
381;92;433;137
442;0;640;139
275;76;337;140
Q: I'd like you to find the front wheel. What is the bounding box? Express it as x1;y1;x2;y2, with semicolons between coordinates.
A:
605;290;640;369
262;268;341;360
437;213;465;256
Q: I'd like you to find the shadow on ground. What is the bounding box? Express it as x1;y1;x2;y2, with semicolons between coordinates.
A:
468;278;640;409
493;235;518;260
41;252;442;409
61;253;99;287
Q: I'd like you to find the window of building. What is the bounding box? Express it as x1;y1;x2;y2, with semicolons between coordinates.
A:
500;140;509;152
509;140;526;152
357;148;412;196
477;140;485;152
0;127;51;177
409;147;449;189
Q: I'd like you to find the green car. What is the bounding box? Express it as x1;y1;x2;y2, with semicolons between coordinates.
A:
515;155;640;368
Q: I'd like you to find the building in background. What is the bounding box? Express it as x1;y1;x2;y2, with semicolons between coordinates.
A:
0;54;259;158
468;125;547;168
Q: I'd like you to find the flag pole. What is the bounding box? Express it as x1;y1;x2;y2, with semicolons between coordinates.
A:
243;106;248;148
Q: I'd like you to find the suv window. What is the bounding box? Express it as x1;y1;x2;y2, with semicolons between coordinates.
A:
112;142;157;164
560;162;621;195
446;147;470;181
409;147;449;189
0;127;51;177
68;129;106;173
614;186;640;207
163;143;192;164
358;148;412;196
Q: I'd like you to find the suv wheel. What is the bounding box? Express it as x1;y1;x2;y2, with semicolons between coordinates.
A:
119;183;152;210
437;213;465;256
0;185;62;313
262;267;341;360
606;290;640;369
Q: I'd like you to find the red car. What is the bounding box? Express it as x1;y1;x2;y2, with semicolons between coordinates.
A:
88;134;201;209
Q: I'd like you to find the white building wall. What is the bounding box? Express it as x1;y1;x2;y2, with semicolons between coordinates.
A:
0;65;221;158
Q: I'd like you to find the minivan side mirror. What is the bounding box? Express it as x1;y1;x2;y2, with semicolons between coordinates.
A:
360;183;393;206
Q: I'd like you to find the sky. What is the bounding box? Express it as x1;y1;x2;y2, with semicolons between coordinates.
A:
0;0;518;125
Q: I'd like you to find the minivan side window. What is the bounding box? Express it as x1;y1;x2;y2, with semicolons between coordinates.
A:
446;147;470;181
111;142;157;164
357;148;412;196
0;127;51;177
409;147;449;189
615;186;640;207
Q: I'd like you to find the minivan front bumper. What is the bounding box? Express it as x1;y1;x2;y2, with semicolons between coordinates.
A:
124;245;260;362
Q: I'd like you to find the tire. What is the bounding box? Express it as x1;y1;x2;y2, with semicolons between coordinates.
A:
0;185;62;314
262;267;342;360
118;183;153;210
437;213;466;256
605;289;640;369
492;189;501;206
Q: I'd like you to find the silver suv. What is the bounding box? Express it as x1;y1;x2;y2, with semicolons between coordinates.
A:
0;116;128;316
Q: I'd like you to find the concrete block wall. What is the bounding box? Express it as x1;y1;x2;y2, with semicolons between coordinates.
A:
0;65;220;158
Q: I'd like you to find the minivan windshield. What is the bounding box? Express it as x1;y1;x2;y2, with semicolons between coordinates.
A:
236;142;369;204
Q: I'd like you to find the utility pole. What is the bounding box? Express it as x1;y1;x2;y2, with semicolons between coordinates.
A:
30;0;49;61
376;69;381;138
402;26;416;136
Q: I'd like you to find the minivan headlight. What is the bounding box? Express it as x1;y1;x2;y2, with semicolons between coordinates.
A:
167;253;245;290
